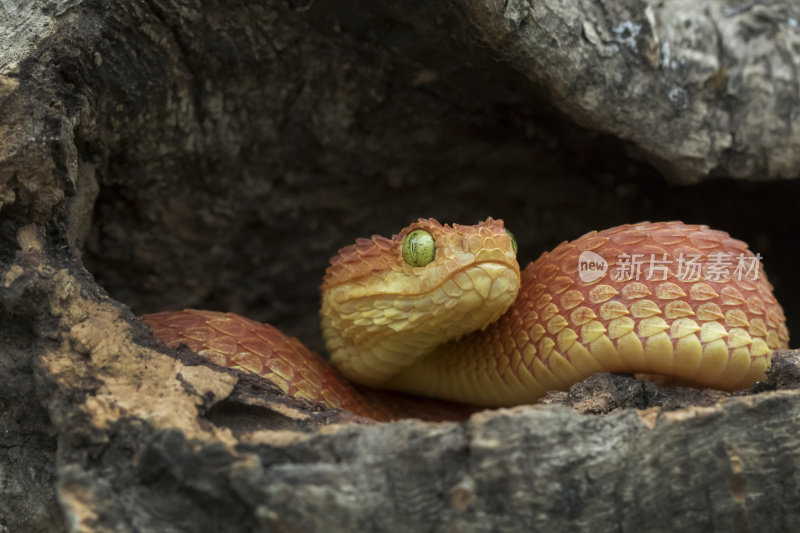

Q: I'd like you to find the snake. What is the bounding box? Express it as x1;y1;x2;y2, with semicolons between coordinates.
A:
143;219;789;421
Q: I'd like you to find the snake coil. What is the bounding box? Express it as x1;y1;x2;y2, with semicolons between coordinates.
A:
145;219;788;420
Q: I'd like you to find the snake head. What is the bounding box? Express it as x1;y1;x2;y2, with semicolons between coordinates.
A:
321;218;521;387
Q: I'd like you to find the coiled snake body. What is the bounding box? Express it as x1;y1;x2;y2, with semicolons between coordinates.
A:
144;219;788;421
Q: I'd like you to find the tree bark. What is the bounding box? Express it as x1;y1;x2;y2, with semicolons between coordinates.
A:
2;1;800;532
464;0;800;182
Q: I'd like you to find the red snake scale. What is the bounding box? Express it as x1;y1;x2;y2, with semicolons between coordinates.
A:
144;219;788;421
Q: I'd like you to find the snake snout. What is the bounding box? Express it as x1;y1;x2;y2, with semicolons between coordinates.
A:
426;262;521;342
449;262;519;312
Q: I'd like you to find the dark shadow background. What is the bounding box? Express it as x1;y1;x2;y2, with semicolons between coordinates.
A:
78;0;799;353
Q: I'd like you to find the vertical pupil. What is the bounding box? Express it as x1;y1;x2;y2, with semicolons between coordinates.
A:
412;235;423;261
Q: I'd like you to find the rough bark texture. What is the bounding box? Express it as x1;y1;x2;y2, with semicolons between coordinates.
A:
464;0;800;183
2;1;800;532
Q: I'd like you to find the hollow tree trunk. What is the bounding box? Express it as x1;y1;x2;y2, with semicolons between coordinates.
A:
2;1;800;532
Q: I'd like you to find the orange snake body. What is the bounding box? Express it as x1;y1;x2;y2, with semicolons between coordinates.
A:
144;220;788;421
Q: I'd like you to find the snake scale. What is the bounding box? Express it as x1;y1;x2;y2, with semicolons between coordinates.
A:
144;219;789;421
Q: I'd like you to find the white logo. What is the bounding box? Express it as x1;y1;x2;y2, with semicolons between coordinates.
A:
578;251;608;283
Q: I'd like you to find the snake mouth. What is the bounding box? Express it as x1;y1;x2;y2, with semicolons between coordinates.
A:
329;259;520;306
328;260;521;338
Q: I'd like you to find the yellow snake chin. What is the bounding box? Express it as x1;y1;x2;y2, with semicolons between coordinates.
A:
321;218;521;388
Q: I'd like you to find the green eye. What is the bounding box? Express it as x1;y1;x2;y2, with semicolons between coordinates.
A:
505;228;518;255
402;229;436;267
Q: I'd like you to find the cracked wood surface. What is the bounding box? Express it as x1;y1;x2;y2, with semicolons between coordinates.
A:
2;1;800;532
463;0;800;182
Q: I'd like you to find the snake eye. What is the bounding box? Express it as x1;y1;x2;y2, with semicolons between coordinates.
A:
505;228;518;255
402;229;436;267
